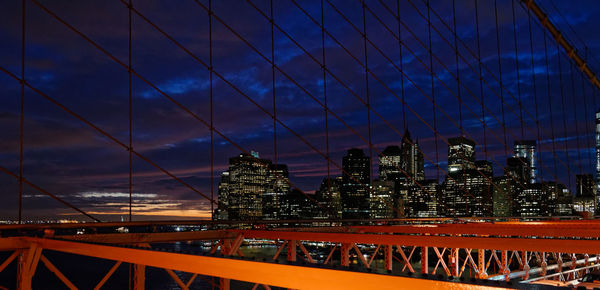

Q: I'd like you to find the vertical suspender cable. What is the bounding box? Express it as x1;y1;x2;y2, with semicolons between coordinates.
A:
320;0;331;203
128;0;133;221
427;0;439;181
557;43;572;190
396;0;406;129
581;71;593;174
19;0;25;224
452;0;462;137
209;0;214;220
362;0;374;186
474;0;486;159
527;7;542;183
543;30;558;180
270;0;277;167
570;63;583;174
494;0;508;157
511;0;524;140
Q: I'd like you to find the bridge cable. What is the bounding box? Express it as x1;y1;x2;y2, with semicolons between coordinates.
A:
512;0;524;140
543;29;559;180
427;0;439;181
494;0;508;157
581;69;594;175
452;0;462;137
320;0;332;215
474;0;487;160
128;0;133;222
527;5;542;183
362;0;374;189
209;0;214;220
18;0;25;224
557;42;573;190
570;59;583;175
396;0;406;129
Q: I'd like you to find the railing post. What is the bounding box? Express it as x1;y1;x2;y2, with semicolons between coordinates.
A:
384;245;392;271
521;251;529;280
133;264;145;290
340;243;350;267
501;250;510;281
420;247;428;274
540;252;547;276
448;248;458;276
287;240;296;262
477;249;487;279
17;245;42;290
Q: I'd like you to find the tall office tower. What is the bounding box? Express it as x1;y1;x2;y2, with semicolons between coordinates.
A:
262;164;290;220
575;174;596;214
493;176;516;217
544;182;573;216
469;160;494;217
379;145;402;182
216;152;271;220
314;177;342;219
447;137;476;173
379;130;425;185
442;136;476;217
341;148;371;219
596;110;600;213
281;189;316;220
514;140;537;183
370;180;395;219
406;179;439;217
504;157;530;184
516;183;546;217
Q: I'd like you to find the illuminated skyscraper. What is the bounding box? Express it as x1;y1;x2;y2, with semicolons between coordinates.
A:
514;140;537;184
341;148;370;219
447;137;476;173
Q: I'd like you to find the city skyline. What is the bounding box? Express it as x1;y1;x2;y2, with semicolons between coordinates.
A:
1;0;600;220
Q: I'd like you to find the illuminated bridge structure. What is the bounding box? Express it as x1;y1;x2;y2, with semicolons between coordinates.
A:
2;0;600;289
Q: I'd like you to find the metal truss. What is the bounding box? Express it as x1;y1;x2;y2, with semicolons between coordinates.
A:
0;219;599;289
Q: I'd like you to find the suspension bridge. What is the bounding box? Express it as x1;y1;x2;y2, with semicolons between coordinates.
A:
1;0;600;289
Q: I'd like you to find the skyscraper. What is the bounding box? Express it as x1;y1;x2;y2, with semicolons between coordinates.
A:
379;130;424;185
314;177;342;219
341;148;370;219
442;136;477;216
575;174;595;214
596;110;600;213
514;140;537;183
447;137;476;173
262;164;291;220
217;152;271;220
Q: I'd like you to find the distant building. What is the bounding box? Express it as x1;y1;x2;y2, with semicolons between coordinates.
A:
281;189;316;220
406;179;439;217
262;164;291;220
544;182;573;216
514;140;537;183
574;174;595;214
493;176;516;217
447;137;476;173
516;183;546;217
216;152;291;221
370;180;395;219
341;148;371;219
504;157;530;185
314;177;342;219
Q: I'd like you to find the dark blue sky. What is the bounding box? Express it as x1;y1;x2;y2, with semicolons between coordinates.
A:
0;0;599;221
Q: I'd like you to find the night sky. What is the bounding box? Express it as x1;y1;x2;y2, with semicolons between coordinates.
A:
1;0;599;221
